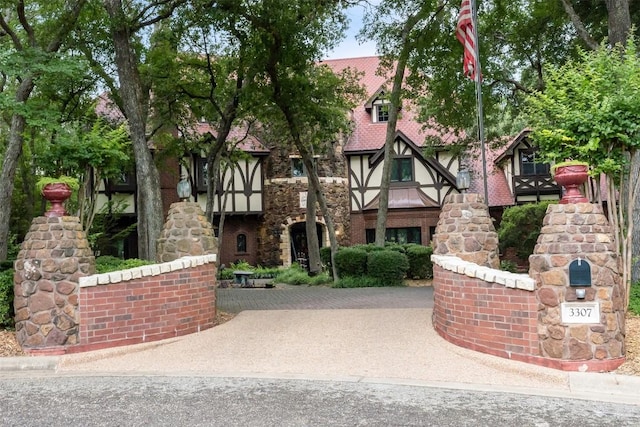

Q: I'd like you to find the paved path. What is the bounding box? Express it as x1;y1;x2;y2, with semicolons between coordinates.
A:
216;285;433;312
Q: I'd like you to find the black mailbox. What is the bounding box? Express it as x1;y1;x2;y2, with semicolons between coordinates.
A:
569;258;591;287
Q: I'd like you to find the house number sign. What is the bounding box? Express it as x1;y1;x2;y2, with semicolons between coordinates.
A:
560;302;600;324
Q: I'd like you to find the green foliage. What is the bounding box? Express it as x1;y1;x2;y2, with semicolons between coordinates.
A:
526;38;640;178
500;260;518;273
35;176;80;193
498;202;554;260
334;247;368;277
629;283;640;316
95;256;153;274
366;250;409;286
0;269;14;328
273;264;331;286
320;246;332;269
405;245;433;279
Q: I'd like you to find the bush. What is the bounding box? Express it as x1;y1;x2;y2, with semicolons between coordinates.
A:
95;256;153;274
334;247;368;277
366;250;409;286
273;264;332;286
629;283;640;316
320;246;332;269
500;260;518;273
405;245;433;279
498;202;554;260
0;269;14;328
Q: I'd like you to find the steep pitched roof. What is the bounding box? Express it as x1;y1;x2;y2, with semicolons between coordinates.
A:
466;142;515;208
320;56;458;153
195;122;269;154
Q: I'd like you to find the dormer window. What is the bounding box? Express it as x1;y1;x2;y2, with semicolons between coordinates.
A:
373;100;390;123
520;150;550;176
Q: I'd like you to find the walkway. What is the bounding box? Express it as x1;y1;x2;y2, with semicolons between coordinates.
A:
216;285;433;312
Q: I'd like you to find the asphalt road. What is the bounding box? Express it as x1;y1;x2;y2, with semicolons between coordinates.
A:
1;374;639;426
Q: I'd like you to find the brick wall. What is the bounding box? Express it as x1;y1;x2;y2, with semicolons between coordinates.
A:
432;255;539;361
72;255;217;353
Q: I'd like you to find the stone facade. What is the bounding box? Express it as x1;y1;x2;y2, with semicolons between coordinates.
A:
13;216;95;349
156;202;218;263
259;178;351;267
529;203;625;363
432;193;500;268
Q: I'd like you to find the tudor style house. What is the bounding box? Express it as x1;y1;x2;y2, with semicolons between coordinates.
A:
97;56;564;268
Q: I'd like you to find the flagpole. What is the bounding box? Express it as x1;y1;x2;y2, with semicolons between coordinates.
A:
470;0;489;206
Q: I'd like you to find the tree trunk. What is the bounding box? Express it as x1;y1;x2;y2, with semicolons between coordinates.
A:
605;0;631;47
0;78;34;261
104;0;164;261
305;179;322;276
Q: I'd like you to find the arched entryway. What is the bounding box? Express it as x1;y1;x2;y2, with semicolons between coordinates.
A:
279;215;328;268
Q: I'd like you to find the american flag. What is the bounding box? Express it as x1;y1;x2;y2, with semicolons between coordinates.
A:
456;0;477;81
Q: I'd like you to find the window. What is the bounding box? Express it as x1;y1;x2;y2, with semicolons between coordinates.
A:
108;171;136;192
391;157;413;182
520;150;550;176
197;157;208;191
365;227;422;245
236;234;247;253
291;158;306;177
375;104;390;122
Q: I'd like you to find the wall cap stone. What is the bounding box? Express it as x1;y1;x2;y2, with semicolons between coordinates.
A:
79;254;217;288
431;255;535;291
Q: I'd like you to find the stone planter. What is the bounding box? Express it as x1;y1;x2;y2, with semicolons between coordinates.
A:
553;164;589;204
41;183;72;217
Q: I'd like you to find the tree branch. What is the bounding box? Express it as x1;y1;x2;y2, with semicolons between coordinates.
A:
560;0;599;50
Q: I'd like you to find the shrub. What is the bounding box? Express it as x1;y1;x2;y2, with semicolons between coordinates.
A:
366;250;409;286
273;264;332;286
498;202;554;260
0;269;14;328
95;256;153;274
500;260;518;273
320;246;332;269
334;247;368;277
629;283;640;316
405;245;433;279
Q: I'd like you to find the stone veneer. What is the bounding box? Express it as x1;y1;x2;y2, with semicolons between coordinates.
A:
260;177;350;266
13;216;95;349
432;193;500;268
529;203;625;366
156;202;217;263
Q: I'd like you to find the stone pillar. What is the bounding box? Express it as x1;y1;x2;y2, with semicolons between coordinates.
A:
432;193;500;269
529;203;625;369
13;216;94;350
156;202;218;263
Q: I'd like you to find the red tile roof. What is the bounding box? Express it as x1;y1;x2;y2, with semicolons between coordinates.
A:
466;142;515;208
194;122;269;153
320;56;458;152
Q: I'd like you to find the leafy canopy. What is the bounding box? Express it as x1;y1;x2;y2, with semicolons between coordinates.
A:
526;38;640;178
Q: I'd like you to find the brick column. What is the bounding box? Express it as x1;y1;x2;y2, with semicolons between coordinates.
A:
13;216;95;352
529;203;625;370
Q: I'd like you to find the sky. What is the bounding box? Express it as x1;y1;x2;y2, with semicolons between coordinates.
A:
324;4;378;60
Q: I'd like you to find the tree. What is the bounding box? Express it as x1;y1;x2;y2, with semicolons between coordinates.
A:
360;0;446;246
99;0;189;261
0;0;87;261
232;0;360;279
526;39;640;306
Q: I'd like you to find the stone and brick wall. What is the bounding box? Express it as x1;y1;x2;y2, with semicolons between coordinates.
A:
13;217;95;350
73;255;217;354
432;255;539;360
529;203;625;371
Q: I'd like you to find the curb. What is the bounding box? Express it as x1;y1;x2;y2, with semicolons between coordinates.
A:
569;372;640;401
0;356;59;372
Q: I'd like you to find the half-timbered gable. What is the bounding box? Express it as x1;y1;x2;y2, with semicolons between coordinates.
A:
493;129;560;204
